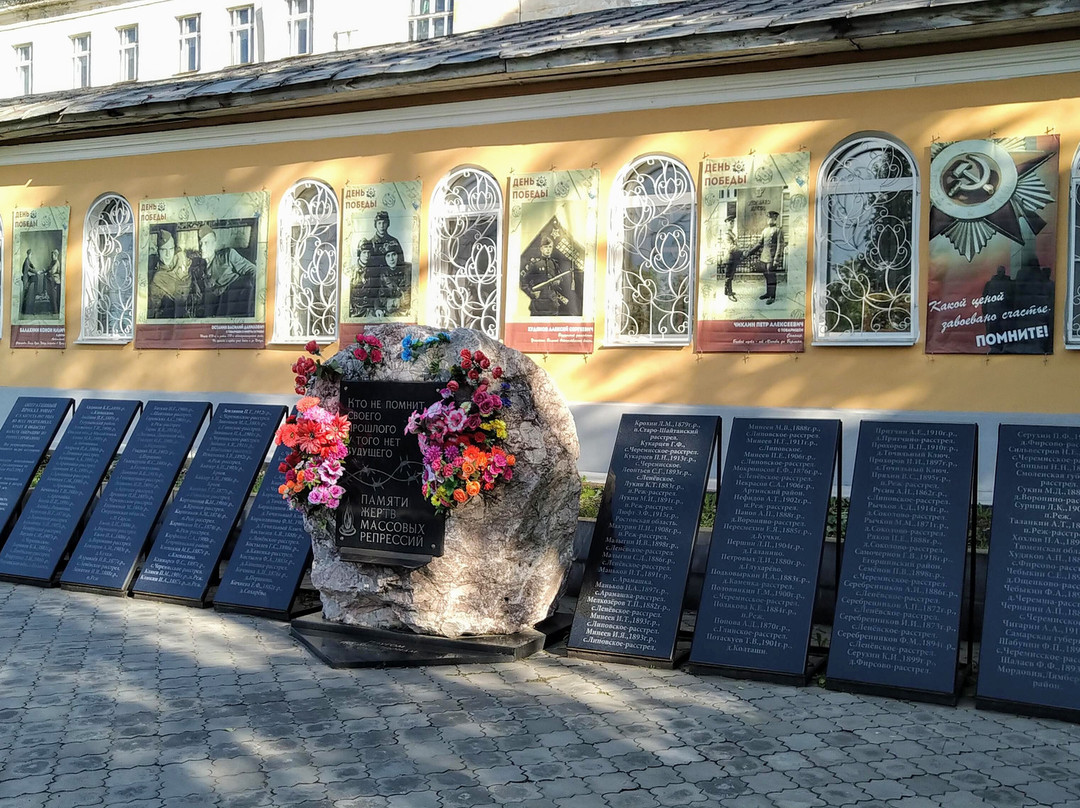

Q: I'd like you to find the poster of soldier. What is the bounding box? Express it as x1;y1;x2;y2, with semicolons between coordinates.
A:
135;192;269;349
926;135;1058;354
504;169;599;353
11;206;70;348
339;181;421;344
696;153;809;352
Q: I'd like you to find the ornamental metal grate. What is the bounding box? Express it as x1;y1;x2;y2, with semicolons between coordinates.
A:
815;136;918;344
274;179;339;343
81;193;135;343
429;167;502;338
606;155;695;345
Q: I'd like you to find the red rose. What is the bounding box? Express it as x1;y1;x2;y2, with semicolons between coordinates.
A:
468;369;479;381
460;358;472;369
447;380;459;392
294;385;306;394
371;349;383;363
492;367;503;378
305;340;319;354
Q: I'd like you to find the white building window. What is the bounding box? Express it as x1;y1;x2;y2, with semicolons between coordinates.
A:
606;154;696;345
274;179;339;343
410;0;454;41
230;6;256;65
178;15;201;73
814;134;919;345
14;44;32;96
118;26;138;82
334;30;357;51
1067;146;1080;347
429;166;502;338
81;193;135;343
287;0;313;56
72;34;91;89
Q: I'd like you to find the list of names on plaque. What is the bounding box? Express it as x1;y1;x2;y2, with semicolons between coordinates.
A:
569;415;718;661
0;397;72;536
978;425;1080;713
828;422;975;694
691;418;838;674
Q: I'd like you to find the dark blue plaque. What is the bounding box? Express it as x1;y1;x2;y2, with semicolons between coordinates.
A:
132;403;285;606
826;421;976;703
214;441;313;619
60;400;211;595
0;396;73;546
976;425;1080;723
568;414;719;667
690;418;839;681
0;399;141;585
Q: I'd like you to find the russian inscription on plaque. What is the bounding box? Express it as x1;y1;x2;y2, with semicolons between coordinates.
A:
60;400;210;595
567;414;720;666
977;424;1080;722
690;418;840;681
132;403;285;605
0;399;141;585
826;421;976;703
336;381;445;566
214;441;314;619
0;396;72;545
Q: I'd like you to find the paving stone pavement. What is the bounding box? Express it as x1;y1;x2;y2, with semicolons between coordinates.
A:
2;583;1080;808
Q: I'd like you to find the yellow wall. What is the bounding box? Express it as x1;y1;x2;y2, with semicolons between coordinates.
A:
2;70;1079;414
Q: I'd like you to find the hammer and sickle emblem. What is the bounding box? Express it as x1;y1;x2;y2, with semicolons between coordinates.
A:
946;154;995;197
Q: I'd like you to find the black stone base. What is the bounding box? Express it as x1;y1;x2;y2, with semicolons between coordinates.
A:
214;589;322;622
825;664;969;707
687;654;826;686
975;696;1080;725
290;611;574;669
565;642;691;670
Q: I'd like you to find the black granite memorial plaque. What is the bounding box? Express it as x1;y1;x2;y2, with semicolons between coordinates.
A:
131;403;285;606
689;418;840;683
976;425;1080;723
336;381;445;567
567;414;720;667
60;400;211;595
214;441;315;619
826;421;976;704
0;399;141;585
0;397;73;546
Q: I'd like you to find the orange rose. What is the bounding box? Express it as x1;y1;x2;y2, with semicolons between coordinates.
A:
461;461;476;478
453;488;468;503
506;454;516;466
466;480;481;497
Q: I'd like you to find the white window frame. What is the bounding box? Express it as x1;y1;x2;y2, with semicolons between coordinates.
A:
0;216;4;338
287;0;313;56
605;154;696;346
178;15;201;73
273;179;339;344
813;133;920;346
14;43;32;96
409;0;454;41
1067;146;1080;348
229;6;256;66
429;165;503;338
71;34;91;89
117;25;138;82
80;193;135;344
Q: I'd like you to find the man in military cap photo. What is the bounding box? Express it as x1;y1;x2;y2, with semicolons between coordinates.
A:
195;223;256;318
521;237;569;317
370;210;402;265
715;203;741;302
148;228;198;319
746;209;785;305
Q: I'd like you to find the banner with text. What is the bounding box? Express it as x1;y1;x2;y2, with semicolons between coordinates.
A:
11;206;69;348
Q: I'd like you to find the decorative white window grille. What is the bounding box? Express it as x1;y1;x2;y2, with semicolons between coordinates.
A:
287;0;313;56
71;34;91;89
606;154;696;345
14;44;31;95
1067;147;1080;348
118;26;138;82
230;6;255;65
333;30;357;51
429;166;502;338
273;179;339;343
178;15;200;73
409;0;454;41
80;193;135;343
814;134;919;345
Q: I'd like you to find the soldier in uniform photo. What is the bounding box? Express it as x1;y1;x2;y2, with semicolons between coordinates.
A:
521;237;568;317
715;205;741;302
195;224;256;318
350;239;386;317
45;248;62;314
148;229;199;319
746;209;784;305
370;210;402;265
382;246;409;316
20;248;40;315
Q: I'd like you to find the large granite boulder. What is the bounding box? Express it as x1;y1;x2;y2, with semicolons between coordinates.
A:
301;325;580;638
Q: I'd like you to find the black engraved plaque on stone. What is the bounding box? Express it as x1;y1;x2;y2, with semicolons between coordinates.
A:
60;400;210;595
214;441;313;619
976;425;1080;723
0;396;73;546
826;421;976;703
336;381;445;566
690;418;840;681
132;403;285;605
0;399;141;585
567;414;720;667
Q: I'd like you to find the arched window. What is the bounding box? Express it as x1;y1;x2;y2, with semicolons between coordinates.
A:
429;166;502;338
1067;147;1080;348
0;216;4;339
606;154;695;345
273;179;340;343
814;134;919;344
80;193;135;343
